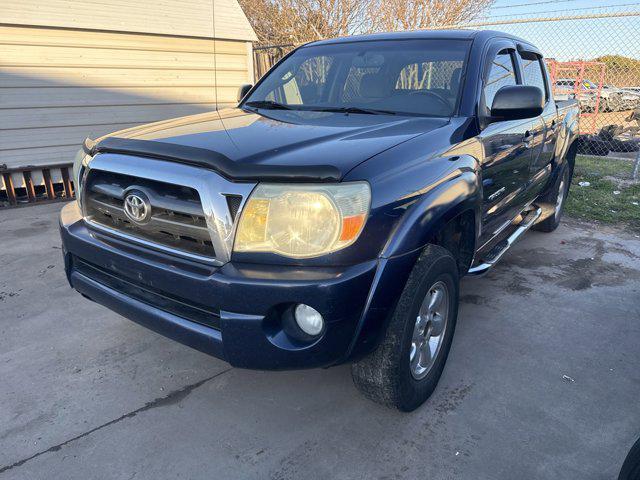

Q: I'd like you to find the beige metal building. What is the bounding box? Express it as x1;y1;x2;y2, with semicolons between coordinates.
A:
1;0;257;203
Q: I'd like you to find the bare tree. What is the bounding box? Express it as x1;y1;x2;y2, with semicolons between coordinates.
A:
240;0;373;45
240;0;494;46
371;0;494;32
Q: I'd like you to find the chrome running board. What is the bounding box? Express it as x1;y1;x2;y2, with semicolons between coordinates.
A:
467;207;542;276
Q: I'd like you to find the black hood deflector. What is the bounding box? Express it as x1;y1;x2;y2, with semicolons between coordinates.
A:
84;137;342;183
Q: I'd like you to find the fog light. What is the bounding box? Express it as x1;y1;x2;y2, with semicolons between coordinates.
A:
294;304;324;336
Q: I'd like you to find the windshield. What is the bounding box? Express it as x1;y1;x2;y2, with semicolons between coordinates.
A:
244;39;471;117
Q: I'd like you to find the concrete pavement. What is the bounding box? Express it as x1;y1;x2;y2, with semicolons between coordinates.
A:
1;202;639;479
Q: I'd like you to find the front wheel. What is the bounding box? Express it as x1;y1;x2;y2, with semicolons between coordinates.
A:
351;245;459;411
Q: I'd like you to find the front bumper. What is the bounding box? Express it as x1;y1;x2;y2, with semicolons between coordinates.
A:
60;202;379;369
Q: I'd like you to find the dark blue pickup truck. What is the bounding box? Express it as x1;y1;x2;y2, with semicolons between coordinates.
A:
60;30;579;411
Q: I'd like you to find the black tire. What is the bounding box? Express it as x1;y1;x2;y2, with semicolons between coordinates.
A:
609;139;640;153
351;245;459;412
619;436;640;480
533;162;572;233
576;137;610;156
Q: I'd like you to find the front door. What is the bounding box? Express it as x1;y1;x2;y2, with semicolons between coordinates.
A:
477;47;533;246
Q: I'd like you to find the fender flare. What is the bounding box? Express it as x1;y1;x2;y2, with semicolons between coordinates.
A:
342;160;482;361
380;165;481;259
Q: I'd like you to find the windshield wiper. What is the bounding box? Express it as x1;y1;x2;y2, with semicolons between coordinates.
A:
307;106;397;115
243;102;397;116
243;100;293;110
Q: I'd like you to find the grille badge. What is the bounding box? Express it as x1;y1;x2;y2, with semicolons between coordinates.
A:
123;190;151;224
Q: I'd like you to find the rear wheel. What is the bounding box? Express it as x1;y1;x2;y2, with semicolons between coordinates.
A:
351;245;459;411
533;163;571;233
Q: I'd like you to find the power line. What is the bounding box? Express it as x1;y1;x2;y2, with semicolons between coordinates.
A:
493;0;580;10
492;0;634;6
435;10;640;28
480;2;640;20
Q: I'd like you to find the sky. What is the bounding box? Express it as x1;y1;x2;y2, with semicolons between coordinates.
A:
470;0;640;60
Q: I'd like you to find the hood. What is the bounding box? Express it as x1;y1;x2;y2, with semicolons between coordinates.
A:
98;107;449;179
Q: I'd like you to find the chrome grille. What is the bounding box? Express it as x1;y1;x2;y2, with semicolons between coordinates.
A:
81;154;256;265
84;170;215;257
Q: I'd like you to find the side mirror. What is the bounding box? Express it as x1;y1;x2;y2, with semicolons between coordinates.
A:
237;84;253;103
490;85;544;122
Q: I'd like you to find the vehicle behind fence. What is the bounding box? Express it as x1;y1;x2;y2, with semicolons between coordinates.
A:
2;3;638;207
253;6;640;177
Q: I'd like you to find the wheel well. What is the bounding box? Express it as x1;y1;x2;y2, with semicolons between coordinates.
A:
429;210;475;275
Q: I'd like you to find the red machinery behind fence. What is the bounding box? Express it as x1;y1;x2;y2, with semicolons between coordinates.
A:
547;60;606;134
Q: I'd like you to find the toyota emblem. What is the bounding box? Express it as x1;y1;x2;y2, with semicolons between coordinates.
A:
123;191;151;223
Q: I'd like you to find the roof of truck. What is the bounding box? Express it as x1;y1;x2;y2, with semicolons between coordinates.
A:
307;29;527;47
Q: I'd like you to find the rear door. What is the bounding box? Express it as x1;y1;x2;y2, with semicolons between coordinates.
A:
477;43;534;246
518;49;556;199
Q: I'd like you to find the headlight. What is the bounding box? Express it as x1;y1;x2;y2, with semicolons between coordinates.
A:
234;182;370;258
72;149;89;207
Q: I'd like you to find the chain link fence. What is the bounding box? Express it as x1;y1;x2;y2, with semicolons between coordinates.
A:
253;6;640;177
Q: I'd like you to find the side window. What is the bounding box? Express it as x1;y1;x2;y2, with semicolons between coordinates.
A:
521;54;548;102
484;50;517;112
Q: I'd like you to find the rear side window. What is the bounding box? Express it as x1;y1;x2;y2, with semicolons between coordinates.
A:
521;55;548;102
484;50;517;111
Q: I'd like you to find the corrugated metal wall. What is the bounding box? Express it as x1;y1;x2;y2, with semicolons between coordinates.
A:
1;26;253;169
0;0;256;172
1;0;256;41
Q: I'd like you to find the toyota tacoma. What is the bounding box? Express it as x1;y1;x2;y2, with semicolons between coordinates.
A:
60;30;579;411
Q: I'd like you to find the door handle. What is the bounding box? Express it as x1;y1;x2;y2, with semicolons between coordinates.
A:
523;130;534;147
550;119;557;128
